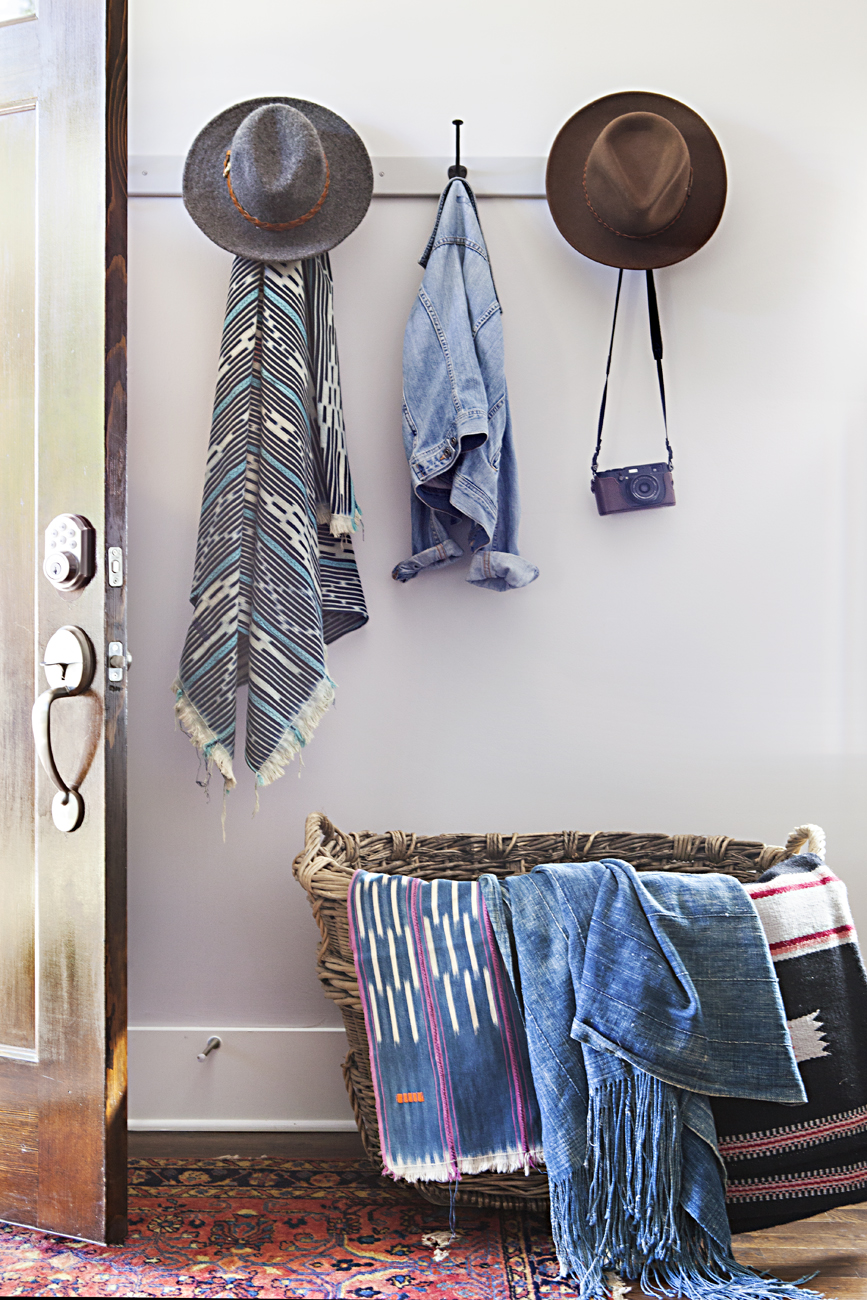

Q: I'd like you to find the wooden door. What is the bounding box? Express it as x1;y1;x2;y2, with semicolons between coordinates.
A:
0;0;127;1244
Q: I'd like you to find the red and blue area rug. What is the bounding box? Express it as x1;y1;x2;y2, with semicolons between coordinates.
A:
0;1158;571;1298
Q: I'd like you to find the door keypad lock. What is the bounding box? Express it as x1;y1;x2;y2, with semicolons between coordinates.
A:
43;514;96;593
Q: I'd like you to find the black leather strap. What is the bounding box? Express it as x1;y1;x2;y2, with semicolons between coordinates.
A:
592;268;673;476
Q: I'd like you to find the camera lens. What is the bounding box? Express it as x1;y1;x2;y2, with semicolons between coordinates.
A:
627;473;662;504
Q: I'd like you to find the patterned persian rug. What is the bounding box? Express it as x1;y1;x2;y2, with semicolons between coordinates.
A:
0;1158;573;1299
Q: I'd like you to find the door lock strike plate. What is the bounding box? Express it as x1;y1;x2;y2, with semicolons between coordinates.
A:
107;641;132;682
107;546;123;588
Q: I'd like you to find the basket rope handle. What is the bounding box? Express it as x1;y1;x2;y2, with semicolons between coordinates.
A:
304;810;334;853
785;823;826;859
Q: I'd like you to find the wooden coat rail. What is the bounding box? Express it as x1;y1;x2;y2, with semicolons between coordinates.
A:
128;155;547;199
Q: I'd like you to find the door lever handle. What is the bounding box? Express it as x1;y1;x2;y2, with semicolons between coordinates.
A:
31;626;96;832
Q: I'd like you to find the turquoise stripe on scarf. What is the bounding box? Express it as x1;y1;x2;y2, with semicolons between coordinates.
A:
175;255;367;790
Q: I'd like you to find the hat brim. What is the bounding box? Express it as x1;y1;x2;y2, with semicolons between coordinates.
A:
183;97;374;261
546;92;727;270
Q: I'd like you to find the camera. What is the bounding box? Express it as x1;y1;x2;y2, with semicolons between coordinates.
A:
591;462;675;516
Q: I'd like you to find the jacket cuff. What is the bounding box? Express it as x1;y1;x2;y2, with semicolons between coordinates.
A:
467;549;539;592
392;538;463;582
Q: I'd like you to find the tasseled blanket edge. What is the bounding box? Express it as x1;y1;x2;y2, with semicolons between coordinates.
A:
254;674;335;787
548;1068;826;1300
317;503;363;537
174;673;336;791
550;1169;824;1300
173;677;236;789
385;1145;545;1183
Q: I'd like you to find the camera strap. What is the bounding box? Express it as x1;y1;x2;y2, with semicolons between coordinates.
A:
591;268;674;476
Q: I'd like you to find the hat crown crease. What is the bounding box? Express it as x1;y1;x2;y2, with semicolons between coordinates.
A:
230;104;327;225
584;112;691;238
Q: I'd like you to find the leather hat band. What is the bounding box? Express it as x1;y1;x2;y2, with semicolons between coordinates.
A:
223;149;330;232
583;161;693;240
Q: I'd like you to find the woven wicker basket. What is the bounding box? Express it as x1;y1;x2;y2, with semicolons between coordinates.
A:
293;813;817;1212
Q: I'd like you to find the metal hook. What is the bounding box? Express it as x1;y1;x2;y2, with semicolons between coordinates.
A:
448;119;467;179
197;1035;221;1061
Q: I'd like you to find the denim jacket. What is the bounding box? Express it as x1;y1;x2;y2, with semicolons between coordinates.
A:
392;179;538;591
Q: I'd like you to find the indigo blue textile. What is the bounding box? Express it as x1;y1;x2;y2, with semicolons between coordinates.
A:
481;861;815;1300
392;178;538;591
349;870;543;1182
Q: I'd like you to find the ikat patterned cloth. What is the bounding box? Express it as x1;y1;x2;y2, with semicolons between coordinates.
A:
712;852;867;1231
348;870;543;1183
175;254;367;789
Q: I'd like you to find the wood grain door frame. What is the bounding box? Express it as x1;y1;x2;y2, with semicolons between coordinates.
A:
0;0;128;1245
104;0;128;1245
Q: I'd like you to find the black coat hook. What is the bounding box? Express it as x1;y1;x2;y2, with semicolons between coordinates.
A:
448;119;468;179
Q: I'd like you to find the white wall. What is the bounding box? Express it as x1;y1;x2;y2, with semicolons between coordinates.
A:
127;0;867;1125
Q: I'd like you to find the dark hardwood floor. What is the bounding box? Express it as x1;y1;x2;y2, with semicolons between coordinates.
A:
128;1130;366;1159
128;1133;867;1297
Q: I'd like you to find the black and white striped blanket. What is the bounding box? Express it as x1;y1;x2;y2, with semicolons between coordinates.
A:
711;853;867;1231
175;255;367;790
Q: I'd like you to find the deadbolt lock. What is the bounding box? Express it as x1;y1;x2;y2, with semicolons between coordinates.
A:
43;514;96;593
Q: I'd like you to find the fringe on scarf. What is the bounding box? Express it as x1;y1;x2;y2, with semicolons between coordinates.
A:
173;677;236;789
386;1145;545;1183
174;673;335;791
316;502;363;538
550;1071;824;1300
254;675;335;787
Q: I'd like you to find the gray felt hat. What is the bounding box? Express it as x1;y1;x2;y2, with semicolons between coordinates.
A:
183;97;374;261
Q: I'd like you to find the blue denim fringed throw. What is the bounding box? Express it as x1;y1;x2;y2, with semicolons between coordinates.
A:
480;861;822;1300
348;871;543;1183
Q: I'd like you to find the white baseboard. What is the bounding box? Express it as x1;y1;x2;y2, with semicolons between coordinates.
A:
129;1118;358;1132
128;1026;357;1132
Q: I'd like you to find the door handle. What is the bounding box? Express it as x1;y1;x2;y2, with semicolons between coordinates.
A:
31;625;96;832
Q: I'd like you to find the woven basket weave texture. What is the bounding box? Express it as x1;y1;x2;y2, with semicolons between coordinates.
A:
293;812;805;1212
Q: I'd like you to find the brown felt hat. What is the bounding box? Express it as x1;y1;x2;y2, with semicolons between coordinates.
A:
546;92;726;269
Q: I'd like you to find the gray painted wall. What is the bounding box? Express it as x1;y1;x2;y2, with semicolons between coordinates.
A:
127;0;867;1116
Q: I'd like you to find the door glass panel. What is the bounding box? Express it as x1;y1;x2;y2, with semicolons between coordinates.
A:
0;1;36;26
0;101;36;1060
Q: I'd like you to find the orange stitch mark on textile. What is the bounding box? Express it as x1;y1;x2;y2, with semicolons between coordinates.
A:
396;1092;425;1103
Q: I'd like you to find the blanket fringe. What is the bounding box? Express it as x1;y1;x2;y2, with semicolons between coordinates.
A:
317;502;363;537
173;677;236;789
387;1145;544;1183
550;1072;824;1300
254;675;335;787
329;509;363;537
552;1169;823;1300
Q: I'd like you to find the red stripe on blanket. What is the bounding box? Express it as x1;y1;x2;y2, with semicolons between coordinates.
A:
748;870;839;901
719;1105;867;1159
769;923;854;955
726;1162;867;1201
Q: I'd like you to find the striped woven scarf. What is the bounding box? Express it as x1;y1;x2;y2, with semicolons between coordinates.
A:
348;870;543;1183
174;254;367;789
